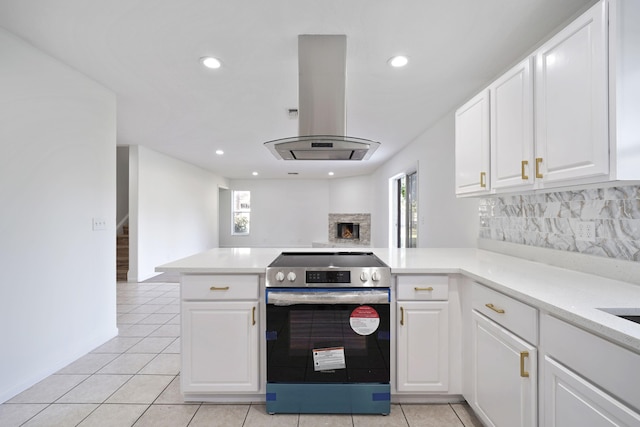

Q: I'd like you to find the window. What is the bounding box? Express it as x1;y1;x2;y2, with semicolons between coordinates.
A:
393;172;418;248
232;190;251;235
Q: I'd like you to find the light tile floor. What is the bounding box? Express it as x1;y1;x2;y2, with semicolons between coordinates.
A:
0;281;484;427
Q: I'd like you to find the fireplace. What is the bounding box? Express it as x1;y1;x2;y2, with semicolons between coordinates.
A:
336;222;360;240
325;213;370;247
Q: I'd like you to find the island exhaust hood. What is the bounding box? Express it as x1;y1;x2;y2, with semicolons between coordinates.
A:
264;35;380;161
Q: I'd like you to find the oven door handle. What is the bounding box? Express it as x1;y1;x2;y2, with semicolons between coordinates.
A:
266;289;390;305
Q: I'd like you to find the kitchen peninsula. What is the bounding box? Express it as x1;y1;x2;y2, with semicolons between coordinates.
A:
157;247;640;425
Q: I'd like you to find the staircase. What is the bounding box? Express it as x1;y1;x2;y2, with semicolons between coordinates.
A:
117;225;129;282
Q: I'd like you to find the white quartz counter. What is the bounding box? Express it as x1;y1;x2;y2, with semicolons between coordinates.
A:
157;247;640;353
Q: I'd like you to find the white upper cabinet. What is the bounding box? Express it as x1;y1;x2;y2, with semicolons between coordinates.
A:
610;0;640;180
455;0;640;196
455;90;490;196
490;58;534;191
534;0;609;186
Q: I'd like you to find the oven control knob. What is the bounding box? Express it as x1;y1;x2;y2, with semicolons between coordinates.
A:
287;272;297;282
371;271;381;282
275;271;285;282
360;272;369;282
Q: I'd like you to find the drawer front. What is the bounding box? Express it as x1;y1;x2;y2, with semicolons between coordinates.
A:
397;275;449;300
472;282;538;345
542;314;640;412
181;275;259;300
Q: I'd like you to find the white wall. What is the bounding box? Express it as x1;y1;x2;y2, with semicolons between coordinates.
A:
0;27;117;402
129;146;227;281
370;112;479;248
328;175;373;213
218;121;477;250
220;180;332;247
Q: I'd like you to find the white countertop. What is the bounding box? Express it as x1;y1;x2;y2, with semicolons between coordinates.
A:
157;247;640;353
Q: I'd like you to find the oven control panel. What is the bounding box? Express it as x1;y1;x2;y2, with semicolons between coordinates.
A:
307;270;350;283
266;267;390;288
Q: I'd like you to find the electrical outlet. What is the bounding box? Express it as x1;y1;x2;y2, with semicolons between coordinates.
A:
575;221;596;242
92;217;107;231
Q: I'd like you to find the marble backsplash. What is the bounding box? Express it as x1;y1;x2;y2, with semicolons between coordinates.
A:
479;185;640;262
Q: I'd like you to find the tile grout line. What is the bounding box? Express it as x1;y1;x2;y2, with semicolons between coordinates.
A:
449;403;466;427
17;402;52;426
184;402;203;426
398;403;410;427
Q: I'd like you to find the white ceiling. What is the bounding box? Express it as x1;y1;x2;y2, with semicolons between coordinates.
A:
0;0;595;179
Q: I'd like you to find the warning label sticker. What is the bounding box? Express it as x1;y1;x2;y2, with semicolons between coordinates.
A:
350;305;380;336
313;347;346;371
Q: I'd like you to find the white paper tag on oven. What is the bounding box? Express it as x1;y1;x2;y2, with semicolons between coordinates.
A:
313;347;346;371
350;305;380;336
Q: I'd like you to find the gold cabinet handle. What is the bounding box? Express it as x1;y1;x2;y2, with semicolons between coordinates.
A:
535;157;543;178
520;351;530;378
252;306;256;326
400;306;405;326
414;287;434;291
209;286;230;291
485;303;505;314
521;160;529;180
480;172;487;188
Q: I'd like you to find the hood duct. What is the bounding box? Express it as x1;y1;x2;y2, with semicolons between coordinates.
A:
264;35;380;161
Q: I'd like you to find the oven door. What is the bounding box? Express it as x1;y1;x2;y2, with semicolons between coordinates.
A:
266;288;390;384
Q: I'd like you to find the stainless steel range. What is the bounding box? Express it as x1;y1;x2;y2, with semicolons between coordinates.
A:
265;252;391;415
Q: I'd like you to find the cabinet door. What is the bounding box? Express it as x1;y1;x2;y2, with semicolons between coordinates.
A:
396;301;449;392
455;89;490;196
182;301;259;393
535;1;609;185
490;57;534;191
472;311;536;427
544;356;640;426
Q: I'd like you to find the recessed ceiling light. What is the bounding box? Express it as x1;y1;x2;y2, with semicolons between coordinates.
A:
388;55;409;68
328;172;335;176
252;171;259;176
215;149;224;155
200;56;222;69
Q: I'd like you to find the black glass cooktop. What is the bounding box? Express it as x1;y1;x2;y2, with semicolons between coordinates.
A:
268;252;388;268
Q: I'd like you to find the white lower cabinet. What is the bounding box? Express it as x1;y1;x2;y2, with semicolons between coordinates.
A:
180;274;260;395
472;311;537;427
470;282;538;427
396;301;449;392
182;300;259;393
541;314;640;427
543;356;640;426
396;275;449;393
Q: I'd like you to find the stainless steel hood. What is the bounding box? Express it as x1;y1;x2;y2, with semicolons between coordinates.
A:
264;35;380;161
